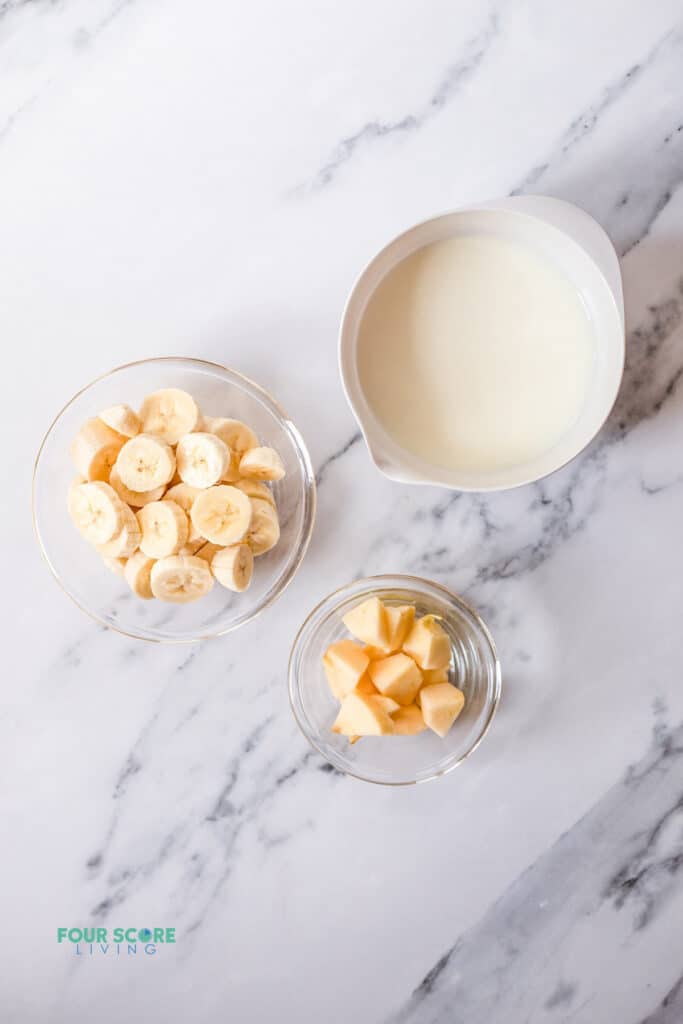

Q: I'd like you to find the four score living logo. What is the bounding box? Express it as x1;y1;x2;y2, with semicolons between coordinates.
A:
57;926;176;956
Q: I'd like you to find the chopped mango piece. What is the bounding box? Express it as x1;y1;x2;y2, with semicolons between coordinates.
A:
323;640;370;700
421;666;450;685
402;615;451;670
342;597;390;649
392;703;426;735
369;694;400;715
384;604;415;652
419;683;465;737
368;652;422;705
332;692;395;737
364;644;388;661
325;600;465;746
355;673;379;696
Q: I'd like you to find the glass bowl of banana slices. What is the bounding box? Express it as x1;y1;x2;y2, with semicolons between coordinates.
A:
33;357;316;642
289;576;501;785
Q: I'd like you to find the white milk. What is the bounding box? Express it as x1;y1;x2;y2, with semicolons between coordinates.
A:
357;234;596;474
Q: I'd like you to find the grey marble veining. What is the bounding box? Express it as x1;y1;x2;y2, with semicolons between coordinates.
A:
514;26;683;254
301;11;501;192
391;711;683;1023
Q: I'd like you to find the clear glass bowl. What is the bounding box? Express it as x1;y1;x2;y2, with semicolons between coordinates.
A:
33;357;316;642
289;575;501;785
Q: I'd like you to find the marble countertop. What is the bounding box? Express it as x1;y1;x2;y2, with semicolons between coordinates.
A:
4;1;683;1021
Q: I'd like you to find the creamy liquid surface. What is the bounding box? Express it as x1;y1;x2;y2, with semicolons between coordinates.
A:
357;234;596;474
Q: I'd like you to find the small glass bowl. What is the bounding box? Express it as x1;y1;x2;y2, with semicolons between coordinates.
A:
33;357;316;642
289;575;501;785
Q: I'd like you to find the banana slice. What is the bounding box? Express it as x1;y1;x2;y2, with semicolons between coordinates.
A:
69;474;86;499
137;500;188;558
190;485;252;545
124;551;155;599
109;465;166;507
176;432;230;488
165;481;200;509
98;503;141;558
139;388;201;445
211;544;253;592
194;541;222;563
102;555;126;576
98;404;141;438
150;555;214;603
165;482;203;541
204;417;258;456
247;497;280;556
221;450;242;483
70;418;124;481
238;446;285;482
114;434;176;492
68;481;124;545
178;538;205;556
234;478;276;507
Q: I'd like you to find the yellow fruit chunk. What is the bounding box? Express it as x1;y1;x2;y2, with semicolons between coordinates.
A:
419;683;465;738
384;604;415;651
323;640;370;700
421;666;450;685
354;673;379;696
369;695;400;715
368;652;422;705
363;645;387;661
402;615;451;670
332;692;395;737
342;597;390;649
392;704;426;736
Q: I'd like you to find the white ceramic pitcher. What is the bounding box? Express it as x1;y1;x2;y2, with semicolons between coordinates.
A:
339;196;624;492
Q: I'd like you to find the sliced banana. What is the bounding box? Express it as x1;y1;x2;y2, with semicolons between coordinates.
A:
194;540;222;563
137;499;188;558
150;555;214;603
176;432;230;488
139;388;200;445
109;465;166;507
165;481;200;509
234;478;276;507
114;434;176;492
190;485;252;546
124;551;155;599
68;481;124;545
239;446;285;482
165;482;203;541
247;497;280;556
211;544;253;592
204;417;258;456
69;474;86;499
178;538;205;556
221;450;242;483
98;503;141;558
70;418;124;481
102;555;126;576
67;391;282;606
98;404;140;438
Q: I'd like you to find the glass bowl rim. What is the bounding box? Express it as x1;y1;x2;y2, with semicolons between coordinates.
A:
32;355;317;643
288;573;502;786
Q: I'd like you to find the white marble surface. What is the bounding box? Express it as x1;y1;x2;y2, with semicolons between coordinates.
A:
3;1;683;1020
